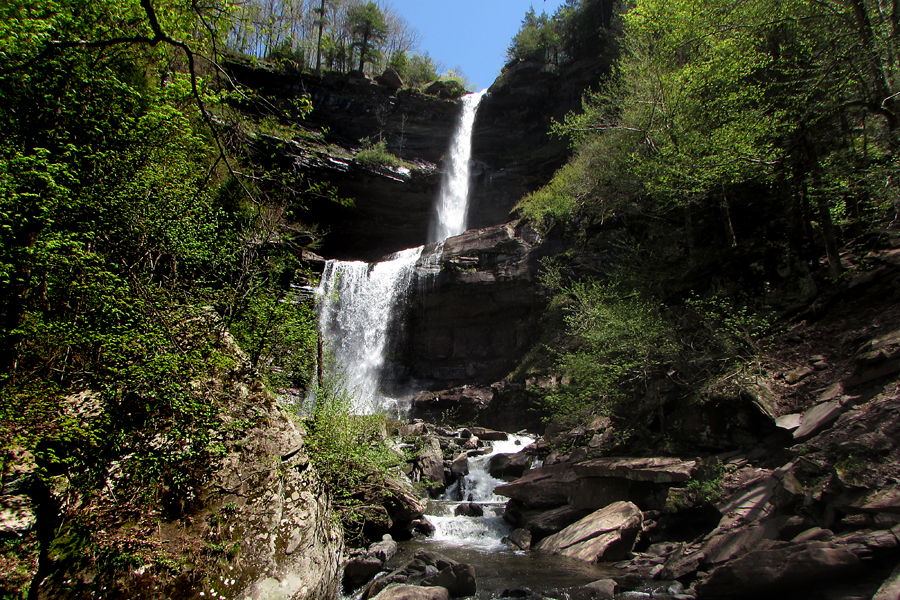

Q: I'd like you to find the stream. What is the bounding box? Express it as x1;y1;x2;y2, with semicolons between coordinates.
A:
389;435;618;598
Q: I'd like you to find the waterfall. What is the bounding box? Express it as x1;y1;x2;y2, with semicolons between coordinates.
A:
428;89;488;243
315;247;422;414
315;90;486;414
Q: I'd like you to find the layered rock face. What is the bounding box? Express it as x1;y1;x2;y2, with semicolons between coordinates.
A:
225;61;457;261
401;221;546;385
226;51;615;262
467;52;617;231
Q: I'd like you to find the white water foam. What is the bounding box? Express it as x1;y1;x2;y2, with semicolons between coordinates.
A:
429;433;534;551
315;246;423;414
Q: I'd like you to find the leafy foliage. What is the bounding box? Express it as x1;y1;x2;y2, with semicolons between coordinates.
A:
303;365;402;543
540;279;676;419
355;138;402;169
521;0;900;279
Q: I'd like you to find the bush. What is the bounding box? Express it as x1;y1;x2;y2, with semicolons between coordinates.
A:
355;138;401;168
302;366;402;543
540;279;676;419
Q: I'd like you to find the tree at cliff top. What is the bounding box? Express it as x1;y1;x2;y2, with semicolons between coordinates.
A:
347;1;389;73
507;0;619;65
518;0;900;280
227;0;423;77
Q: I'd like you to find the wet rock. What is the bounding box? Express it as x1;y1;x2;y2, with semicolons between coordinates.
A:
406;223;546;385
506;528;532;550
421;563;477;597
369;535;399;563
572;457;697;483
533;501;643;563
470;427;508;441
454;503;484;517
450;453;469;476
345;557;386;589
694;541;862;599
364;550;458;600
409;437;446;495
372;585;450;600
489;452;533;479
504;501;589;540
545;578;616;600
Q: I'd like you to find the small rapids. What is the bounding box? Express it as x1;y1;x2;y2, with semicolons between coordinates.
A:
389;434;616;598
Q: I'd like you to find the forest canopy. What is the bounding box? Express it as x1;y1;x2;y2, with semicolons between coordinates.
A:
517;0;900;281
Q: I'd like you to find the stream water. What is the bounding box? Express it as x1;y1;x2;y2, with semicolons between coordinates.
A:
389;435;617;598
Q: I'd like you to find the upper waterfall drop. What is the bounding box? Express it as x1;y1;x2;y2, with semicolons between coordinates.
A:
428;89;488;243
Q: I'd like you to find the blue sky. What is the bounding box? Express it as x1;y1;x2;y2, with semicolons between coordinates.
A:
384;0;569;90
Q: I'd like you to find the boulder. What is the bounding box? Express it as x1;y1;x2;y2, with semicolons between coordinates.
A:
506;528;532;550
792;400;843;442
545;579;616;600
450;453;469;476
376;68;404;91
489;452;533;479
454;503;484;517
572;457;697;483
369;535;399;563
409;437;446;495
873;562;900;600
470;427;508;441
345;557;385;589
424;80;452;98
421;563;477;597
372;586;450;600
494;463;578;508
533;501;643;563
695;541;862;599
522;505;592;541
567;477;631;511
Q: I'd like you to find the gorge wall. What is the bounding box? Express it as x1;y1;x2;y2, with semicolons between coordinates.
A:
227;47;614;263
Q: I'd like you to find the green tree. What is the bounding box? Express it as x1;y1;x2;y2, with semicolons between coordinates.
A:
346;1;389;73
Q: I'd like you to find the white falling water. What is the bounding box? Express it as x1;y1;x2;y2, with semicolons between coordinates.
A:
428;89;488;243
315;247;423;414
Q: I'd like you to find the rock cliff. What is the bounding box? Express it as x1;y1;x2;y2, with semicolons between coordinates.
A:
401;221;546;385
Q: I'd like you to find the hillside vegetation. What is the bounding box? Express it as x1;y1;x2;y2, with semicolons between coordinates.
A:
507;0;900;429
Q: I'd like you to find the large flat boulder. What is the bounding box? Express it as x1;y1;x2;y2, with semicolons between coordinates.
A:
572;457;696;483
533;501;642;563
494;463;578;508
489;451;533;479
373;586;450;600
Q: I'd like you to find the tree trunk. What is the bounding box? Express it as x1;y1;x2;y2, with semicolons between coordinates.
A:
315;0;325;76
